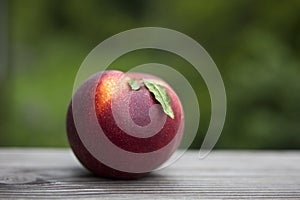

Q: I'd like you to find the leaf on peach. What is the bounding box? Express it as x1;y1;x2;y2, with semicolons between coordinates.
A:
143;79;174;119
128;78;141;91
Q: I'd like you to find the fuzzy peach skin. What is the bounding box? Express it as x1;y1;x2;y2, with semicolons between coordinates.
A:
66;70;184;179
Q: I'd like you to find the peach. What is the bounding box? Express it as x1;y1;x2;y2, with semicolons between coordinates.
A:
66;70;184;179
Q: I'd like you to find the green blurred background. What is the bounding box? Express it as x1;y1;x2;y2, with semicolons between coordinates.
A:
0;0;300;149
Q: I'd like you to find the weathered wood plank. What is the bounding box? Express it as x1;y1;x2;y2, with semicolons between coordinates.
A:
0;148;299;199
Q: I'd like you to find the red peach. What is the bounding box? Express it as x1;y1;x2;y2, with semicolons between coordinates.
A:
67;70;184;179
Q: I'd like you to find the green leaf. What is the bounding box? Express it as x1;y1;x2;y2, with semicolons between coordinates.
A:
143;79;175;119
128;78;141;91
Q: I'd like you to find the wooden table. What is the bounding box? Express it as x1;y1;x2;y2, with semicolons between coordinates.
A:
0;149;299;199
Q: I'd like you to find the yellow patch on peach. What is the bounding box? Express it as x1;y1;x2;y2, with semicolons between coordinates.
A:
95;75;120;113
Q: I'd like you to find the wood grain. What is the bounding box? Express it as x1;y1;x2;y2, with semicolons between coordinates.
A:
0;148;299;199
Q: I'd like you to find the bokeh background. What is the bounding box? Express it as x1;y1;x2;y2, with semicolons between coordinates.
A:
0;0;300;149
